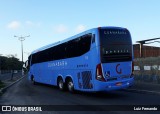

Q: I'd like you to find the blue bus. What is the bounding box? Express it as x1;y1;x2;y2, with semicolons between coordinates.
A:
28;26;134;92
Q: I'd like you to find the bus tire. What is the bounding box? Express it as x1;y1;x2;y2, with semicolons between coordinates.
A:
67;78;74;93
57;77;65;91
31;75;36;85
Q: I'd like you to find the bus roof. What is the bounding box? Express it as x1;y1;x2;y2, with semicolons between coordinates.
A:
31;26;127;55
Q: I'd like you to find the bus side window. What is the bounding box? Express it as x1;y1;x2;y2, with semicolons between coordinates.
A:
92;34;95;43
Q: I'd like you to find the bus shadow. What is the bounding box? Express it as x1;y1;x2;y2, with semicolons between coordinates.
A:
30;81;59;90
74;90;127;99
32;82;128;99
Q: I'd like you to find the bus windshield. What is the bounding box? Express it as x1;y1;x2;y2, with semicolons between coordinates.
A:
99;28;132;63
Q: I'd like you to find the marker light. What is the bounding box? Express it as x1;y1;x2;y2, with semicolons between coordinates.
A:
96;63;106;82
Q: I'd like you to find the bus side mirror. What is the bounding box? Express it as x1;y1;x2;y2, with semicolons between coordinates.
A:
23;60;29;69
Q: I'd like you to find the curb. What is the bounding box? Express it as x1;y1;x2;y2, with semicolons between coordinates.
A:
0;75;25;93
123;88;160;95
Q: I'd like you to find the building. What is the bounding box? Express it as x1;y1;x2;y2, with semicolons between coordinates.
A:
133;44;160;58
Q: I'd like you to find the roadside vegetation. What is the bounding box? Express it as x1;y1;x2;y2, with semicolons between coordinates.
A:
0;54;23;73
0;80;5;89
0;54;23;91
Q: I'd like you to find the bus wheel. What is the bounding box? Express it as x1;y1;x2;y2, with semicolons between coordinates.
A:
31;76;36;85
67;79;74;92
58;78;65;91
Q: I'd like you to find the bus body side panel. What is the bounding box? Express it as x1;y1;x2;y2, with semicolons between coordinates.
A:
74;29;100;92
28;28;101;92
32;64;42;83
62;52;95;92
30;51;95;92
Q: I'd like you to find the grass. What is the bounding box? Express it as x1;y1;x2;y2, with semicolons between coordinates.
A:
0;80;5;89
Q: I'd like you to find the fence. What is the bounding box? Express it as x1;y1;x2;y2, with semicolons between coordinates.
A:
0;70;22;75
134;57;160;84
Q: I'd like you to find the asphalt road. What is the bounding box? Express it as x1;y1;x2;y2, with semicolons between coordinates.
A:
0;76;160;114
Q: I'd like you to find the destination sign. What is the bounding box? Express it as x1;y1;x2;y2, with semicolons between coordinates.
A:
104;31;127;35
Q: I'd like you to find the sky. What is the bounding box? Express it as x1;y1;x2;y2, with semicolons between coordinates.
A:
0;0;160;61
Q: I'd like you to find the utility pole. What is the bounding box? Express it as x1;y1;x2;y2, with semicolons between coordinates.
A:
14;35;30;75
0;54;2;75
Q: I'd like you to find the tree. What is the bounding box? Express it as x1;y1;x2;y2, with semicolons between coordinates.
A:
0;54;23;70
